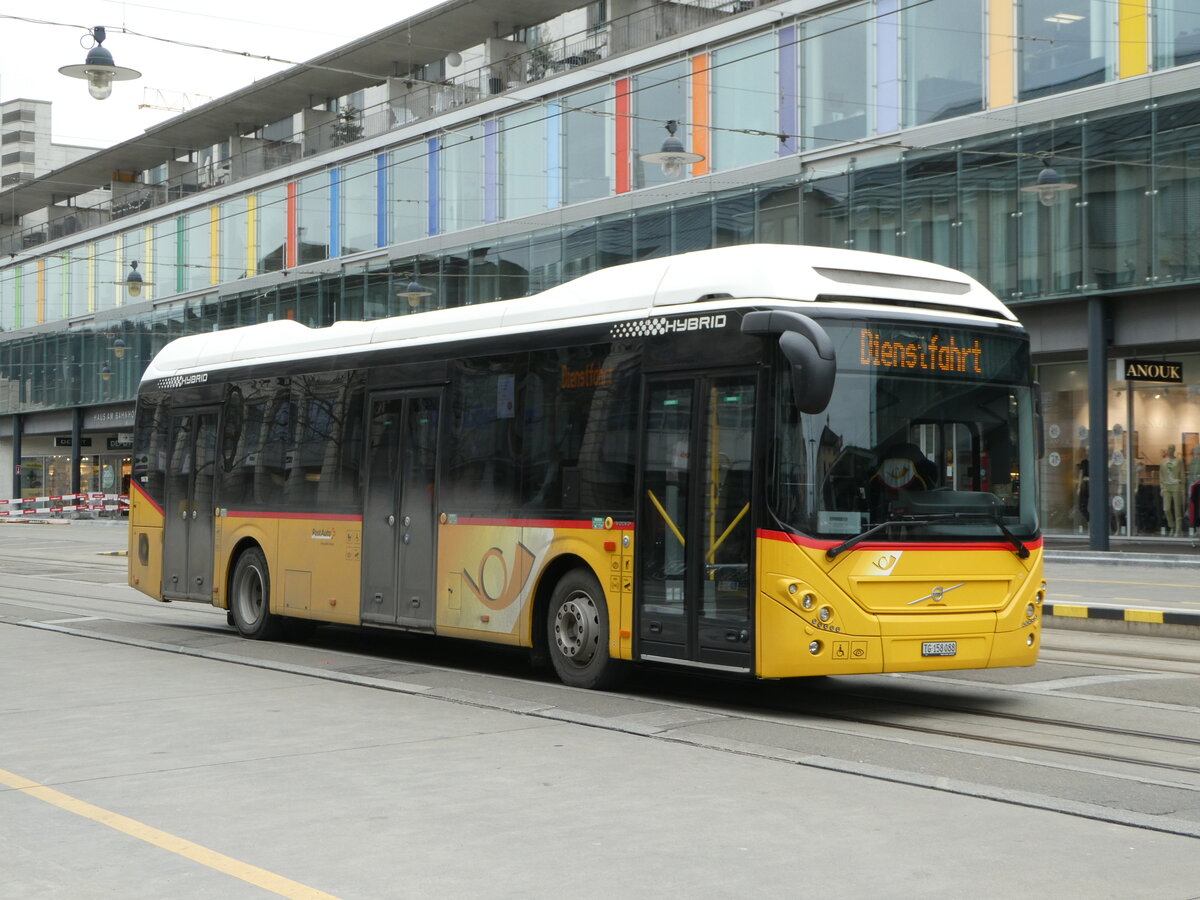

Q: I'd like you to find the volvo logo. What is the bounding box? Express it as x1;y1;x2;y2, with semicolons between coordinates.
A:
908;582;965;606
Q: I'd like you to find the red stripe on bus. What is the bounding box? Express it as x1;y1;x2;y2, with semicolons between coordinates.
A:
757;528;1043;553
130;481;164;516
453;516;634;530
224;510;363;521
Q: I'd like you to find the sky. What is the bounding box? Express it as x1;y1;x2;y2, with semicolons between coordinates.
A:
1;0;440;149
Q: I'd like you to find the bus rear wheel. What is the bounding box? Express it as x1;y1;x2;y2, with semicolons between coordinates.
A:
546;569;621;690
230;546;280;640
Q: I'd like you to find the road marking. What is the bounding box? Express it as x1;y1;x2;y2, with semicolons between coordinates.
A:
41;617;101;624
1053;577;1197;588
0;768;341;900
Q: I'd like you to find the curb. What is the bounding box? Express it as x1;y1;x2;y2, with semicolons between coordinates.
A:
1045;550;1200;567
1044;602;1200;640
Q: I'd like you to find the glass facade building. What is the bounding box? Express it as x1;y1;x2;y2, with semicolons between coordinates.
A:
4;0;1200;544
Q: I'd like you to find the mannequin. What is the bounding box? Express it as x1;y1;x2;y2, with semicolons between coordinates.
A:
1160;444;1184;536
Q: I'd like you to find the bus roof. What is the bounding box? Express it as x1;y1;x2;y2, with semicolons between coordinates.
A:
142;244;1017;382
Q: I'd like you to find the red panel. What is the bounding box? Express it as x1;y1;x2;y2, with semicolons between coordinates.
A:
615;77;632;194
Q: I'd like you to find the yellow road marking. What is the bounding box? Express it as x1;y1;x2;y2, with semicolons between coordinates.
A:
1053;577;1197;589
0;768;341;900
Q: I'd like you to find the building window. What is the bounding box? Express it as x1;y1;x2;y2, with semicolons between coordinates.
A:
901;0;983;126
802;3;872;149
1;130;35;145
563;85;612;205
1153;0;1200;68
711;34;777;172
1019;0;1113;101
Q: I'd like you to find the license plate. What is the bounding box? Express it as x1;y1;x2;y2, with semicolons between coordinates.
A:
922;640;957;657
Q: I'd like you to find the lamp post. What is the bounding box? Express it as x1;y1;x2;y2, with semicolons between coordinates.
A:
59;26;141;100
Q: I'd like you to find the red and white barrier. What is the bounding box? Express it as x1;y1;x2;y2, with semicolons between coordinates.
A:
0;493;128;517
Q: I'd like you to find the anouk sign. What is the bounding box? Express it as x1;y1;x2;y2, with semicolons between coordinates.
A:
1116;358;1183;383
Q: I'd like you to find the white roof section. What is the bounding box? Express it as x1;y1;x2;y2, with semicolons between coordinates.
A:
142;245;1017;383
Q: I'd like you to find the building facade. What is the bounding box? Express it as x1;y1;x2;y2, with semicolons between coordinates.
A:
2;0;1200;544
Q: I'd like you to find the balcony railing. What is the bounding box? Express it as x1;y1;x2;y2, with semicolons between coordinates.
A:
0;0;772;257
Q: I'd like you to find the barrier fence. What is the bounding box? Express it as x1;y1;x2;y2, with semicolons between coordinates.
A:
0;493;129;516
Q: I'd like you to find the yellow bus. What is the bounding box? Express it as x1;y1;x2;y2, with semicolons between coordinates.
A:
129;245;1044;688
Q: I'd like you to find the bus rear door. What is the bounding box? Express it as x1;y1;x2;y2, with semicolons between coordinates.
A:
162;408;218;602
361;391;441;630
638;373;757;673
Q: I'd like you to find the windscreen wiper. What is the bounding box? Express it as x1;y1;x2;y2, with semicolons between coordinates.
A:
825;512;1030;560
825;517;931;560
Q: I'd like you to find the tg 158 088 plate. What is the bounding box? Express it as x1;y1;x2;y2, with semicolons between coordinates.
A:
921;640;957;657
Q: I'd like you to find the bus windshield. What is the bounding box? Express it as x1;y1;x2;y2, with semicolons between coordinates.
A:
770;319;1039;542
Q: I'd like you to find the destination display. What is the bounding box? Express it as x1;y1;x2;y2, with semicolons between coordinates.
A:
825;321;1028;383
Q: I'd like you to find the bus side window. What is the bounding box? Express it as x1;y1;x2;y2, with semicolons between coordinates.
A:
445;358;521;512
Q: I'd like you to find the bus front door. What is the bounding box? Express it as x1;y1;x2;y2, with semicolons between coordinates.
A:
162;410;218;602
361;391;440;630
638;374;757;673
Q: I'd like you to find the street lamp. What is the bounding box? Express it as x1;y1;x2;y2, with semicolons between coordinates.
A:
639;120;704;178
397;275;433;308
1021;153;1077;207
59;26;141;100
115;261;149;298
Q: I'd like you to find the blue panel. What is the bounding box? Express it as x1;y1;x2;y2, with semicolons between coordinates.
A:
778;26;798;156
376;153;388;248
427;137;440;236
876;0;900;134
329;167;342;257
547;100;563;209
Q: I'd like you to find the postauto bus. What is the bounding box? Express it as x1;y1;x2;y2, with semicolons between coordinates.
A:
129;245;1044;688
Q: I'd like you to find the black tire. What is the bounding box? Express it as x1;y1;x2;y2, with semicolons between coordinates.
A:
229;547;280;640
546;569;621;689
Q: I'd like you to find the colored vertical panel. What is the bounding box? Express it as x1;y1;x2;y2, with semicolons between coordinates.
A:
484;119;499;224
176;217;186;293
615;78;632;194
988;0;1016;108
1118;1;1148;78
876;0;899;133
691;54;710;176
778;26;798;156
427;137;440;236
13;268;20;329
209;206;220;285
286;182;298;268
36;259;45;324
246;195;258;278
330;168;342;258
376;153;388;248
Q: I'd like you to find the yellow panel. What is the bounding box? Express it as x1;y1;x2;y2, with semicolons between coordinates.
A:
36;258;45;324
988;0;1015;108
210;206;220;285
143;226;154;301
246;195;258;278
1118;1;1148;78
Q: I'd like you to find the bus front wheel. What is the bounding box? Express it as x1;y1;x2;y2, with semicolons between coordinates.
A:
546;569;621;690
230;547;280;640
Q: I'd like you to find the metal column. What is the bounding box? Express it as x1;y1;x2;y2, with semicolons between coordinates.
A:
1087;297;1109;551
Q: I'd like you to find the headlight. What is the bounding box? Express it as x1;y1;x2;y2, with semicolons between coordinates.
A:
801;593;815;610
808;640;822;655
818;606;832;623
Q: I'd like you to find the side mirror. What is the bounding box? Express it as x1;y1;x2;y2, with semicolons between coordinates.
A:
742;311;836;414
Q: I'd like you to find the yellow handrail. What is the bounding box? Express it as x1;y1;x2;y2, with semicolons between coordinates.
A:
707;502;749;563
646;489;686;548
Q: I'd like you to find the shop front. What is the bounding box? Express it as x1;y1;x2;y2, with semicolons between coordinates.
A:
1040;354;1200;539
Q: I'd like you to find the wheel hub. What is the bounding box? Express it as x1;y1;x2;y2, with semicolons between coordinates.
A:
554;592;598;665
